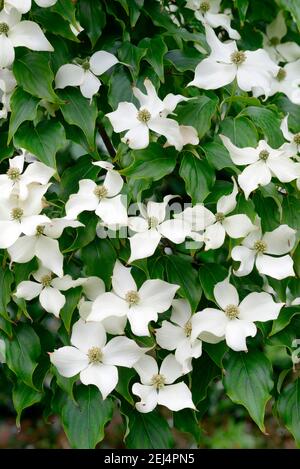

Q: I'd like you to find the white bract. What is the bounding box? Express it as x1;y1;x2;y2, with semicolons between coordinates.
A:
155;299;203;373
263;11;300;63
0;184;50;249
55;51;119;100
268;60;300;105
132;354;195;413
0;8;53;68
8;218;83;277
50;319;147;399
191;278;284;351
87;260;179;337
106;78;191;150
188;25;279;97
280;115;300;190
128;195;191;262
65;161;127;226
15;265;85;317
231;220;296;280
186;0;240;39
220;135;300;199
1;0;57;14
0;153;55;200
0;67;16;118
0;338;6;363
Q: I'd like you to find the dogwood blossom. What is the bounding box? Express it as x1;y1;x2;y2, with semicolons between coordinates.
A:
1;0;57;14
231;220;296;280
65;161;127;225
50;319;147;399
191;278;284;351
15;265;85;317
128;195;191;262
186;0;240;39
55;51;119;100
267;59;300;105
0;67;16;118
88;260;179;336
106;78;191;150
8;218;83;277
0;8;53;68
220;135;300;199
132;354;195;412
280;115;300;189
263;11;300;63
188;26;279;97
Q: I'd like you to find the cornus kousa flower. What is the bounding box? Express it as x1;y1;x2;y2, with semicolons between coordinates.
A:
8;218;83;277
267;59;300;105
155;299;203;373
191;278;284;351
15;265;85;317
231;220;296;280
132;354;195;413
65;161;127;226
106;78;191;150
50;319;147;399
55;51;119;100
0;67;16;118
220;135;300;199
128;195;191;263
0;184;50;249
262;11;300;63
186;0;240;40
87;260;179;337
0;0;57;14
0;8;53;68
280;116;300;190
188;25;279;97
0;153;55;200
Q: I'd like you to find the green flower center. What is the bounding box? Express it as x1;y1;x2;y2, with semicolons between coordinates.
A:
151;373;166;389
270;36;280;46
137;109;151;123
276;68;286;81
125;290;140;305
230;51;246;65
82;60;90;71
215;212;225;223
7;167;21;181
148;216;159;229
199;1;210;13
94;185;108;199
253;240;267;253
0;23;9;35
259;150;269;161
224;304;239;320
87;346;103;363
36;225;45;236
293;133;300;145
41;274;52;287
184;320;192;337
11;208;23;221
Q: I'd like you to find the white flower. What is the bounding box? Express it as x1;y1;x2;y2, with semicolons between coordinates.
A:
191;278;284;351
106;78;189;150
65;161;127;226
231;219;296;280
220;135;300;199
186;0;240;39
87;260;179;337
263;11;300;63
55;51;118;100
0;338;6;363
0;153;55;200
128;195;191;263
1;0;57;14
164;125;199;148
280;115;300;190
15;265;85;317
8;218;83;277
0;184;50;249
50;318;146;399
0;67;16;118
267;60;300;105
132;354;195;413
188;25;279;97
155;299;203;373
70;21;84;37
0;8;53;68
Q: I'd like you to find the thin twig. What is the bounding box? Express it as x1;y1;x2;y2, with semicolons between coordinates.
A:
97;122;116;158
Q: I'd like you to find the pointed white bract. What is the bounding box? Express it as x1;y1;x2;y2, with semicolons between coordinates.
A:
191;277;284;351
132;354;195;412
262;11;300;63
267;60;300;105
50;319;147;399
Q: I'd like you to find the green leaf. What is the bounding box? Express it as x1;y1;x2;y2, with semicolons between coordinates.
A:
57;88;97;150
118;42;147;80
60;155;99;200
281;196;300;232
61;385;114;449
13;52;59;103
165;48;204;72
13;382;42;427
279;0;300;30
8;88;39;142
60;287;82;332
14;120;66;169
235;0;249;21
277;379;300;446
220;116;258;147
199;264;228;302
4;323;41;388
241;106;285;148
202;140;238;171
173;409;201;443
179;152;215;203
0;131;14;161
81;239;117;289
191;352;220;405
139;36;168;82
164;255;202;312
64;213;98;253
223;350;274;432
270;306;300;336
108;66;134;109
121;143;177;181
0;269;14;322
33;10;79;42
78;0;106;47
176;95;218;139
52;0;77;26
115;368;136;405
